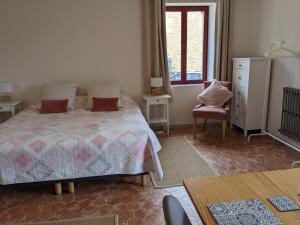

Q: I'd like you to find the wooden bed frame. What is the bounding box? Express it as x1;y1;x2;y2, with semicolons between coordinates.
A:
54;174;148;195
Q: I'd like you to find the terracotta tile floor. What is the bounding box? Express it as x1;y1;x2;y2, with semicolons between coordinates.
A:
1;126;300;225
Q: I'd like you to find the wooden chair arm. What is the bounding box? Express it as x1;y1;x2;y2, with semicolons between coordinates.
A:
194;103;204;109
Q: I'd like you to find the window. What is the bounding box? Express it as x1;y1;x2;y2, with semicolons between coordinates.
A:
166;6;209;85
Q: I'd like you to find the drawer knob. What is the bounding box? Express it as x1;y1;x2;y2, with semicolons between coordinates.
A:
156;100;159;103
239;64;242;67
238;76;242;80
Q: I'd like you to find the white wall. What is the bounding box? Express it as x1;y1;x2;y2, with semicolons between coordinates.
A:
229;0;253;58
169;0;255;126
230;0;300;148
3;0;299;145
250;0;300;148
0;0;145;105
166;2;216;126
0;0;216;126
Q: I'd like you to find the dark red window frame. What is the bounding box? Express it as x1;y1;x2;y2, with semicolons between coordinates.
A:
166;6;209;85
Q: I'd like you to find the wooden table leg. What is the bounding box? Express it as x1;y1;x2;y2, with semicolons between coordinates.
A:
67;182;75;194
141;174;148;186
55;183;62;195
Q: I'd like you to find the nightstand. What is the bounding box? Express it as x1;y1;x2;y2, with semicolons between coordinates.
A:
0;101;24;118
143;94;171;135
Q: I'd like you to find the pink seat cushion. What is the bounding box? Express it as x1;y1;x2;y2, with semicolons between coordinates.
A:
193;106;229;120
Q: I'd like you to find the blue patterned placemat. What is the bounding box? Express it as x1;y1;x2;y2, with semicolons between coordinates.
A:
268;196;300;212
208;199;283;225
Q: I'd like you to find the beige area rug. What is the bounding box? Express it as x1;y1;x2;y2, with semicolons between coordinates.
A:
8;215;118;225
149;136;218;188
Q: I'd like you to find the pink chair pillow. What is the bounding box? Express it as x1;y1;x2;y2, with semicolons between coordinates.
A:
197;80;233;107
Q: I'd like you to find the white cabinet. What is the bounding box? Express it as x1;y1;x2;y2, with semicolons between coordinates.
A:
230;58;270;137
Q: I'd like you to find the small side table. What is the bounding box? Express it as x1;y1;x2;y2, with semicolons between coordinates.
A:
143;94;171;135
0;101;24;118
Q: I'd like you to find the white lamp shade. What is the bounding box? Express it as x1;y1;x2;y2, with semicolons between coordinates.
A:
0;82;14;93
150;77;163;88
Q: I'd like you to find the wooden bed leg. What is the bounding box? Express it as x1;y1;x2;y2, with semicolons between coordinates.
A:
67;182;75;194
141;174;148;186
55;183;62;195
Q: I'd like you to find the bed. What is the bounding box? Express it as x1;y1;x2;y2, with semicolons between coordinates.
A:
0;94;163;193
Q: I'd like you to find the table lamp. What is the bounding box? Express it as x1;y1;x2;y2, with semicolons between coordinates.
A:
151;77;163;95
0;82;13;102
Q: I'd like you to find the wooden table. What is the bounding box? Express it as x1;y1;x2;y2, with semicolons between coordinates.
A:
184;168;300;225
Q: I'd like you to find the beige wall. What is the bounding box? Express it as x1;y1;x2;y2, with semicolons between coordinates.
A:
230;0;300;148
229;0;253;58
0;0;145;105
166;2;216;126
250;0;300;148
0;0;215;126
3;0;299;148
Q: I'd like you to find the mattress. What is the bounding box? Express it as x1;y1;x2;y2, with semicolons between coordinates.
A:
0;95;163;185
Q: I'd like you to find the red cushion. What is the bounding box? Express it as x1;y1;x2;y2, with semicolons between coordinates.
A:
193;106;229;120
40;99;68;114
92;97;118;112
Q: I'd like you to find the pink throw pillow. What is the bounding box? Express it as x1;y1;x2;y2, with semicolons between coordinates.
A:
197;80;233;107
92;97;119;112
40;99;68;114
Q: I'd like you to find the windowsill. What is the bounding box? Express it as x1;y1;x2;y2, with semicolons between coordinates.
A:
171;83;203;88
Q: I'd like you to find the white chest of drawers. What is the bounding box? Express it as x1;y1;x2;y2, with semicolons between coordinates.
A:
230;58;270;137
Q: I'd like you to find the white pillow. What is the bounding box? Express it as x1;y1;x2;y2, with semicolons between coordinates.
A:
86;83;122;109
74;95;88;110
197;80;233;107
41;82;78;110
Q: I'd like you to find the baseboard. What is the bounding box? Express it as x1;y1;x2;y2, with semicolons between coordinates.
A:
150;121;222;129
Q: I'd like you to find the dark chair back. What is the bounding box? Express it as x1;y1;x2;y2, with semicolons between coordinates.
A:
163;195;192;225
204;81;232;91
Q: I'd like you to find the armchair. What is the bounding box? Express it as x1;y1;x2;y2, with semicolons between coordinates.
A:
192;81;231;140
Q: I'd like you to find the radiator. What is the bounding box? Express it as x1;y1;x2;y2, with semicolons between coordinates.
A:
279;87;300;141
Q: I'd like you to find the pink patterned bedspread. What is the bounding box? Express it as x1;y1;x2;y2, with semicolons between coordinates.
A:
0;95;162;185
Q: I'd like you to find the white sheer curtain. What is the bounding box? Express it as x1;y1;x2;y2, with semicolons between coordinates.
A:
144;0;172;95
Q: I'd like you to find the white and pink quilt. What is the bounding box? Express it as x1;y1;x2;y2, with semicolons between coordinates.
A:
0;95;163;185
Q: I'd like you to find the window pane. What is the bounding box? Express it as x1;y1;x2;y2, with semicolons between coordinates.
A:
166;12;181;82
186;11;204;81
